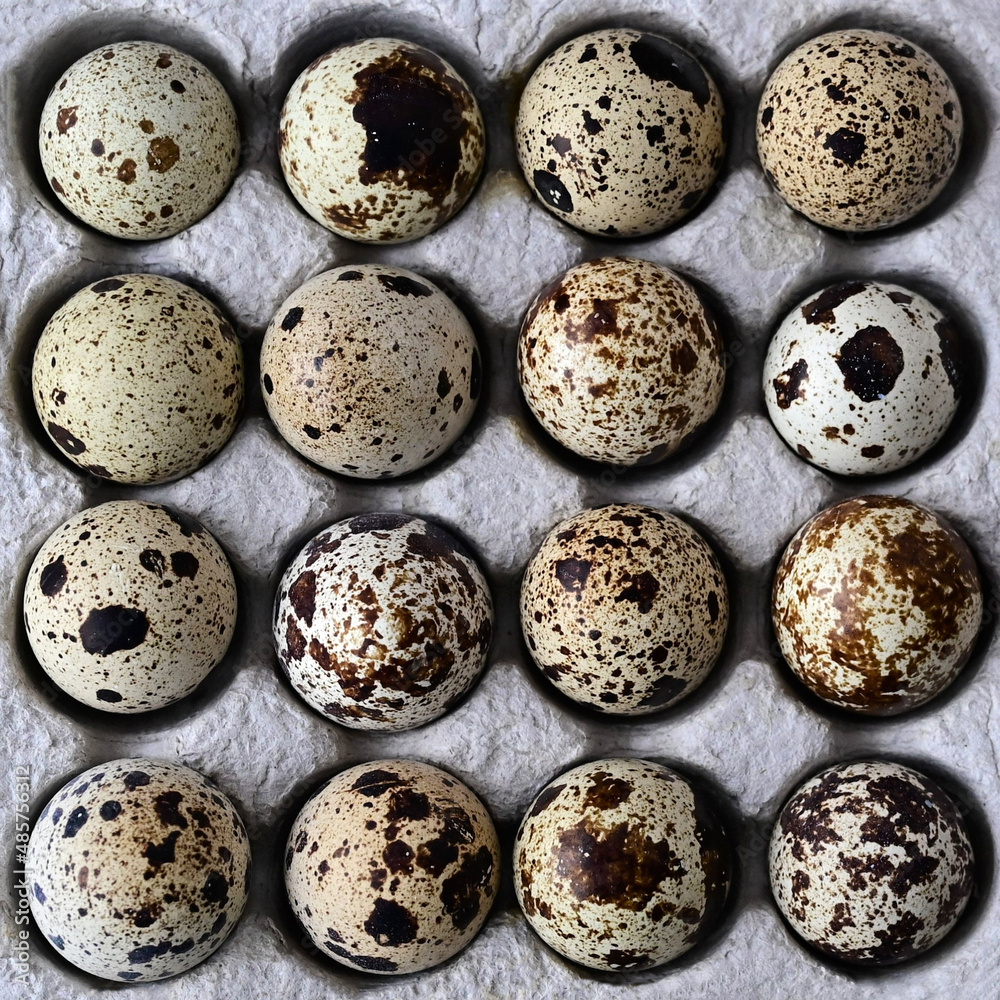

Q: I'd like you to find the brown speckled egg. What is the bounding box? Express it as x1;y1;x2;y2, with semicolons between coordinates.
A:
770;759;974;965
260;264;481;479
279;38;484;243
32;273;244;485
39;41;239;239
285;759;500;974
27;757;251;982
521;504;728;714
273;513;492;731
773;495;982;715
764;280;966;475
518;257;725;466
23;501;236;713
757;30;962;231
516;29;725;236
514;758;732;971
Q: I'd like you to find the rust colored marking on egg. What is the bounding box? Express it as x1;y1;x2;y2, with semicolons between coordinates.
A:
772;358;808;409
116;158;137;184
440;844;495;930
836;326;904;401
670;339;699;375
288;570;317;626
147;136;180;173
285;615;306;661
801;282;868;324
583;771;633;809
56;106;78;134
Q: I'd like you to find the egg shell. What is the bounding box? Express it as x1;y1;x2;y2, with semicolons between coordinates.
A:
514;757;732;971
757;30;962;232
516;28;725;237
520;503;728;715
769;759;974;965
273;513;493;731
39;41;239;239
518;256;725;466
32;272;244;485
260;264;481;479
284;759;500;975
772;495;982;715
764;279;965;474
279;38;485;243
27;757;251;982
23;501;237;713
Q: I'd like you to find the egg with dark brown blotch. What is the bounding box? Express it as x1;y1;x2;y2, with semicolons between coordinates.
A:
764;280;965;475
518;257;725;466
273;514;493;731
279;38;485;243
520;504;728;715
260;264;481;479
772;495;982;715
516;28;725;236
23;501;237;713
285;759;500;974
27;758;251;982
757;30;962;232
770;759;975;964
514;757;732;971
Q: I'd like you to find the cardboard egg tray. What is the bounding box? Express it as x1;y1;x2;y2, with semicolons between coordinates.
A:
2;0;998;997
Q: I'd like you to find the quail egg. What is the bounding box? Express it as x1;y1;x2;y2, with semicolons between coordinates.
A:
757;30;962;231
273;513;492;730
260;264;481;478
764;279;966;474
32;273;243;484
521;503;728;714
27;757;251;982
514;757;732;971
23;501;237;713
772;495;982;715
518;256;725;465
770;759;974;964
516;28;726;236
39;41;239;239
279;38;485;243
285;759;500;974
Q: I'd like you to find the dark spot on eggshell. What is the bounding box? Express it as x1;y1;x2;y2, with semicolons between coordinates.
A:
377;273;433;297
116;158;137;184
56;106;78;134
761;106;774;127
935;318;964;397
532;169;574;213
836;326;904;401
352;769;406;797
637;672;689;708
281;307;304;331
143;829;182;868
350;513;412;534
201;871;229;905
579;43;598;63
387;788;431;823
96;688;123;703
326;938;398;972
147;136;180;173
124;770;150;791
79;606;149;656
802;282;868;325
139;549;166;576
288;570;317;627
91;138;105;156
440;845;495;930
555;557;591;592
39;555;67;596
170;551;198;579
583;771;633;809
629;35;710;109
861;445;885;458
154;791;188;828
47;422;86;455
528;783;566;818
823;127;867;165
614;571;660;613
170;79;185;93
100;800;122;820
63;806;88;837
91;278;126;294
163;507;206;538
773;358;809;409
363;897;418;946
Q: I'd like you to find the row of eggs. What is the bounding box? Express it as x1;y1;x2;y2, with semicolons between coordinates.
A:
25;495;982;721
32;263;969;484
26;753;976;982
40;26;963;244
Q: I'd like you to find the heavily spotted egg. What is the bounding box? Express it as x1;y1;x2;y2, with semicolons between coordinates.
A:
27;757;251;982
285;759;500;974
32;273;244;485
516;28;726;236
770;759;974;964
260;264;481;479
514;758;732;971
757;30;962;231
279;38;485;243
518;256;725;466
23;501;237;713
273;513;493;731
39;41;239;239
764;279;966;475
520;504;728;715
772;495;982;715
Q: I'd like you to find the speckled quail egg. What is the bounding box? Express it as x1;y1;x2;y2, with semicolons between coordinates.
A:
516;28;726;236
770;759;974;964
39;41;239;239
764;280;966;475
279;38;484;243
521;504;728;714
32;273;244;484
757;30;962;231
273;513;492;731
260;264;481;478
285;759;500;974
23;501;237;713
27;757;251;982
773;495;982;715
519;256;725;465
514;757;732;971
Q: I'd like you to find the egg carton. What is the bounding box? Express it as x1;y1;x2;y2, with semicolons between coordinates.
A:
2;0;998;998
